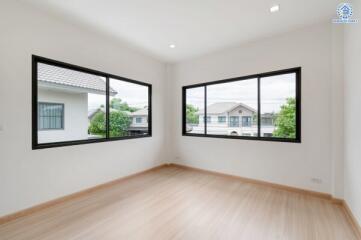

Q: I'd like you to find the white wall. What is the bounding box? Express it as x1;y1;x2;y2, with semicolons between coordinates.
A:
344;0;361;226
38;89;89;143
0;0;350;218
169;23;345;196
0;0;167;216
331;24;345;200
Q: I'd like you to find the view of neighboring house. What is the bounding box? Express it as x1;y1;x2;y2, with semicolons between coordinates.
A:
128;108;149;135
260;112;277;137
187;102;275;136
87;107;149;136
37;63;117;143
87;107;129;124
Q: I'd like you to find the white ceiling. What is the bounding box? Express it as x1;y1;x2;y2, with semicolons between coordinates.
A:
23;0;340;62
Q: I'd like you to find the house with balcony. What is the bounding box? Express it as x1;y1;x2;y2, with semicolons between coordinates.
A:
188;102;275;136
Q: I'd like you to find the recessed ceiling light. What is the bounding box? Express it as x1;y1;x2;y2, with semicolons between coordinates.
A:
169;44;176;49
270;5;280;13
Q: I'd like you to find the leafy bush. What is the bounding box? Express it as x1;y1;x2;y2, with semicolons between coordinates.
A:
89;111;131;137
186;104;199;124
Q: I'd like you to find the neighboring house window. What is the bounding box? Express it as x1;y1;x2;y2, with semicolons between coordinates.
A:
182;67;301;143
229;116;239;127
242;116;252;127
33;56;152;149
38;103;64;130
136;117;142;123
203;116;211;123
261;117;273;126
218;116;226;123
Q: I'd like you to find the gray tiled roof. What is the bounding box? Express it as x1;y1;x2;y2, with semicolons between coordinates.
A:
38;63;117;94
198;102;256;114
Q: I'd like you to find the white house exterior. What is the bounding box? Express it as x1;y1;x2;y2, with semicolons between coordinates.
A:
38;88;89;143
129;108;149;135
37;63;117;143
188;102;275;136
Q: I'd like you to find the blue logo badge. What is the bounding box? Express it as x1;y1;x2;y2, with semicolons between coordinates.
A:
333;3;358;24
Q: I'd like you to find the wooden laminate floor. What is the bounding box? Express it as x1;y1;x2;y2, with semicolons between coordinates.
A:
0;166;358;240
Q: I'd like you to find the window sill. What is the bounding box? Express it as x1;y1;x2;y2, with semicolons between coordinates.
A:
182;133;301;143
33;134;152;150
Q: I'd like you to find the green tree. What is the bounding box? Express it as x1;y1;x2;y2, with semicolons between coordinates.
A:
110;98;139;112
186;104;199;124
89;111;106;136
89;111;131;137
272;98;296;138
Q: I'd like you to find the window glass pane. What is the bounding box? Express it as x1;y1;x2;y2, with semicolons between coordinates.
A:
37;62;106;144
38;103;64;130
218;116;226;123
260;73;296;138
109;78;149;137
185;87;205;134
206;79;258;136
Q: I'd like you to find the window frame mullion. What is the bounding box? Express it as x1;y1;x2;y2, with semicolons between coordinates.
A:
204;85;207;135
106;76;110;139
257;76;261;138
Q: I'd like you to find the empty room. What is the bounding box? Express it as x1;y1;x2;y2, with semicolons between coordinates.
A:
0;0;360;239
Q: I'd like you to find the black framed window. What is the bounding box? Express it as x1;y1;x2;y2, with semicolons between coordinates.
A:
182;67;301;143
32;55;152;149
